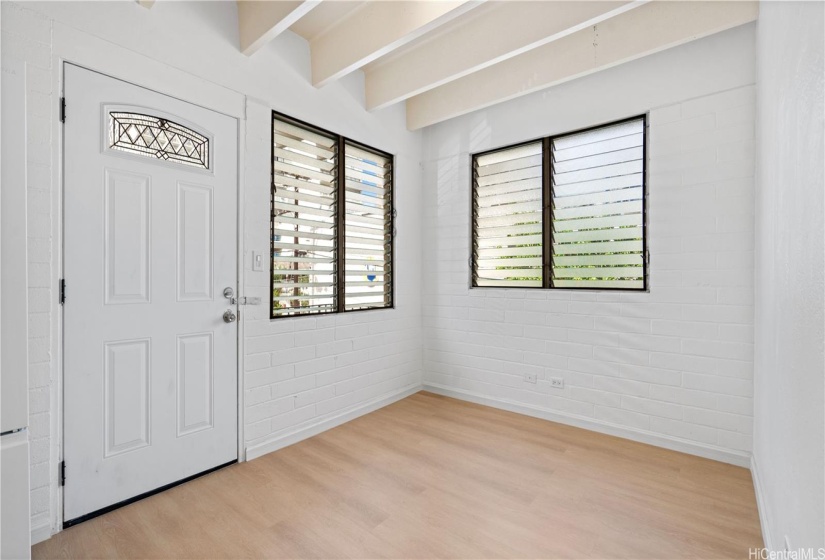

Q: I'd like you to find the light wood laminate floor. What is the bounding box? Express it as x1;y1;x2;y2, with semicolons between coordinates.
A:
34;391;763;559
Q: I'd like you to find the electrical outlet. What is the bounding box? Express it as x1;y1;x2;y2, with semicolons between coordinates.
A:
524;372;537;384
550;377;564;389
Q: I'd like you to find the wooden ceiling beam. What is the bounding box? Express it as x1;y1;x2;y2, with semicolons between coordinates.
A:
310;0;482;88
238;0;322;57
406;1;758;130
365;1;646;111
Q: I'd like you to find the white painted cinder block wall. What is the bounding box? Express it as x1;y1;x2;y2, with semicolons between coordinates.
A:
1;4;55;540
1;0;423;540
753;1;825;550
9;1;813;549
420;24;758;467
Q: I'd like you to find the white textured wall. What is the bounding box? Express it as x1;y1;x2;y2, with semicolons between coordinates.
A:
1;0;423;540
241;98;423;458
753;1;825;550
421;25;758;466
1;4;55;538
9;0;820;550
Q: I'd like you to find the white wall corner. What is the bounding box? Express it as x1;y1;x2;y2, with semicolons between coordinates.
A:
750;455;774;550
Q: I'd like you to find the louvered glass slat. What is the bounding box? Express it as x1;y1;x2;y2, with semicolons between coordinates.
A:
346;166;388;188
344;272;387;279
480;268;543;280
274;147;335;172
273;304;335;316
477;245;544;258
554;266;641;279
553;253;644;267
274;173;335;194
476;222;542;239
347;190;388;208
477;211;542;229
274;119;337;149
272;201;335;218
272;282;334;289
553;146;642;174
555;185;643;210
477;154;543;177
553;173;642;198
477;257;542;268
347;200;389;216
275;161;335;185
477;188;542;207
473;141;543;287
554;132;643;162
476;176;542;198
477;199;542;219
554;160;642;186
555;212;642;232
553;279;642;289
272;228;333;242
272;117;338;316
554;200;643;222
273;133;335;159
345;179;386;196
551;118;645;289
476;166;542;188
476;143;540;166
554;225;643;244
477;233;542;249
344;142;392;310
553;239;642;256
475;279;542;287
553;119;642;151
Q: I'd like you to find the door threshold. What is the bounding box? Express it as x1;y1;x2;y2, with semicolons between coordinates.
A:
63;459;237;529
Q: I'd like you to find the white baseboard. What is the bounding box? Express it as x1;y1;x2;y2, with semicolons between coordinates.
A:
31;511;51;545
423;382;751;468
245;384;422;461
750;455;774;550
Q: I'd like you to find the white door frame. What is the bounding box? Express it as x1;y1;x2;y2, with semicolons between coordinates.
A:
52;33;248;533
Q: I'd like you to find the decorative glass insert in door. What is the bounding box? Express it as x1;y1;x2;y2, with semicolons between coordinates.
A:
109;112;209;169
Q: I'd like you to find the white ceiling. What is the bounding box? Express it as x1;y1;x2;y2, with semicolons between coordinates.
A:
230;0;759;130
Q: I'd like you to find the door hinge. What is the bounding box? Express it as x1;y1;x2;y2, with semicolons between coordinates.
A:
60;97;66;123
59;279;66;305
59;461;66;486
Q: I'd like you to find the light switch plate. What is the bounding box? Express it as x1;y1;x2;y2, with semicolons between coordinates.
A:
252;251;263;272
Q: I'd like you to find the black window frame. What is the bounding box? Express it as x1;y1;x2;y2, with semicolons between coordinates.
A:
270;110;395;320
471;114;648;292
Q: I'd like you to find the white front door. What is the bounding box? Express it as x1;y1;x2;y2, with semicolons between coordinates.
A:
63;64;238;523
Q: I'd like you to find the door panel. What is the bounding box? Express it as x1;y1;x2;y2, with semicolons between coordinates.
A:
63;64;238;522
177;182;214;302
104;169;151;305
104;339;151;457
177;332;214;436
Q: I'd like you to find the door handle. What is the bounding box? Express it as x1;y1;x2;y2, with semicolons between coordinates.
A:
223;309;237;323
223;286;260;306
